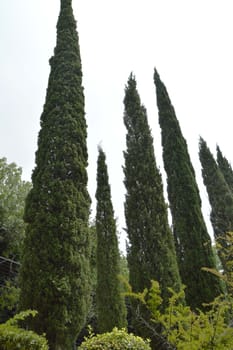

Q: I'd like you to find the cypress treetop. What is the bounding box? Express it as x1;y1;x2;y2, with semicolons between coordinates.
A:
154;68;222;309
95;147;127;333
19;1;91;349
199;137;233;274
199;137;233;238
217;145;233;194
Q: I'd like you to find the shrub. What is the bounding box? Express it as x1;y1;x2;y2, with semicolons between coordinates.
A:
79;327;151;350
127;280;233;350
0;310;48;350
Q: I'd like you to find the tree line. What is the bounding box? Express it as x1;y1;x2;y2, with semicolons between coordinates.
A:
1;0;233;349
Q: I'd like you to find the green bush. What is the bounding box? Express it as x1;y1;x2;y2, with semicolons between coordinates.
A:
0;310;48;350
127;280;233;350
79;327;151;350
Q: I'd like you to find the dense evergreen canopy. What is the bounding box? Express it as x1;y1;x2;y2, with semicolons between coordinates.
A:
123;74;181;303
95;147;127;333
19;1;91;349
217;145;233;195
154;69;222;309
199;137;233;273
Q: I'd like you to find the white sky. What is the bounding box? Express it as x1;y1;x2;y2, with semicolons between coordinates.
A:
1;0;233;251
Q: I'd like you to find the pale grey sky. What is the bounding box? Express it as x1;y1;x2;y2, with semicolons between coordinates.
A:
1;0;233;251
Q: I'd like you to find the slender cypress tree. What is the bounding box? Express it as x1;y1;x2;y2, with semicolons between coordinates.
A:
154;69;222;309
123;74;181;303
19;1;91;349
217;145;233;194
199;137;233;273
95;147;127;333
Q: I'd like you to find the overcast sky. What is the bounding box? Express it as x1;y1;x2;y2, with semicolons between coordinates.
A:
1;0;233;251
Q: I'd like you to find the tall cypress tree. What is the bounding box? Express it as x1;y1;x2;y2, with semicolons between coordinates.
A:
95;147;127;333
19;1;91;349
123;74;181;303
217;145;233;194
199;137;233;273
154;69;222;309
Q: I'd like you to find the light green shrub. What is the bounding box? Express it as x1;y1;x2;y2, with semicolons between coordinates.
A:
79;327;151;350
0;310;48;350
127;280;233;350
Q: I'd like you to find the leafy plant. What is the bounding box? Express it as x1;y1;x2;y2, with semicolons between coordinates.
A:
79;327;151;350
127;280;233;349
0;280;20;312
0;157;31;261
202;231;233;294
0;310;48;350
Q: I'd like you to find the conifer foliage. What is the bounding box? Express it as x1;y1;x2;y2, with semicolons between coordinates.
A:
199;137;233;273
123;74;181;302
217;145;233;194
19;1;91;349
154;69;222;309
95;147;127;333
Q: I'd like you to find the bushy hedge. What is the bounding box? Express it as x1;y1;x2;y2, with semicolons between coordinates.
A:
0;310;48;350
79;327;151;350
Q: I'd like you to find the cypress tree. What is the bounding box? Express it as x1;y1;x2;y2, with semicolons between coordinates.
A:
199;137;233;273
123;74;181;303
154;69;222;309
19;1;91;349
217;145;233;194
95;147;127;333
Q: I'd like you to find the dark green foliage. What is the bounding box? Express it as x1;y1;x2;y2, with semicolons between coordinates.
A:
19;1;91;349
88;224;98;330
154;69;222;309
96;147;127;333
0;280;20;318
0;276;20;324
217;145;233;194
199;138;233;274
79;328;152;350
123;74;181;303
76;224;97;346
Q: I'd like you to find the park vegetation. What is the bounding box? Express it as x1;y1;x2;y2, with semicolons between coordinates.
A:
0;0;233;349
